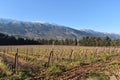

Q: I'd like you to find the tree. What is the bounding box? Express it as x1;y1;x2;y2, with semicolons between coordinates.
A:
103;36;111;47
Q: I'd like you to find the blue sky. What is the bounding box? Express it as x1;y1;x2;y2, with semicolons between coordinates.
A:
0;0;120;33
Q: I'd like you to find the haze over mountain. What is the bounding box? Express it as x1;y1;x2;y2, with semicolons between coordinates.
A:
0;18;120;39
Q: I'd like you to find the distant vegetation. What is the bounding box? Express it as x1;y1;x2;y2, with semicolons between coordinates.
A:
0;32;120;46
0;33;38;45
38;36;120;47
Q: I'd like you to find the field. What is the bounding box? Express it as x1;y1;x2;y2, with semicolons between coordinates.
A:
0;45;120;80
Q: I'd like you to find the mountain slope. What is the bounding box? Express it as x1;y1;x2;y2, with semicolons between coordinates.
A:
0;18;120;39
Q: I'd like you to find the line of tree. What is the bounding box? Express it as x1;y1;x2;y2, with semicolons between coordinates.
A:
0;33;39;45
79;36;120;47
1;32;120;47
37;36;120;47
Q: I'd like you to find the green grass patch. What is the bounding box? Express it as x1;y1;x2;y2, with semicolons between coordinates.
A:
85;72;110;80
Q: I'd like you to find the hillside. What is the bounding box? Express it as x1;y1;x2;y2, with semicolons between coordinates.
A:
0;18;120;39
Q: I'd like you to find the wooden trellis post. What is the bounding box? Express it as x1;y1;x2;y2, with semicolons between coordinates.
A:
13;48;18;75
26;48;28;61
69;50;74;62
47;50;54;67
3;49;5;58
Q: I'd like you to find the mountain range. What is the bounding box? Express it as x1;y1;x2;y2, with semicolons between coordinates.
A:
0;18;120;39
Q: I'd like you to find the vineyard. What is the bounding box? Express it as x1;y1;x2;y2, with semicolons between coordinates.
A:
0;45;120;80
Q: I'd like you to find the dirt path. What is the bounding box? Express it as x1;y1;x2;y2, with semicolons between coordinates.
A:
110;76;118;80
57;55;120;80
56;62;105;79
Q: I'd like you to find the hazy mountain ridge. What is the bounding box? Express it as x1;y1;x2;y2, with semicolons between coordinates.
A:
0;18;120;39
